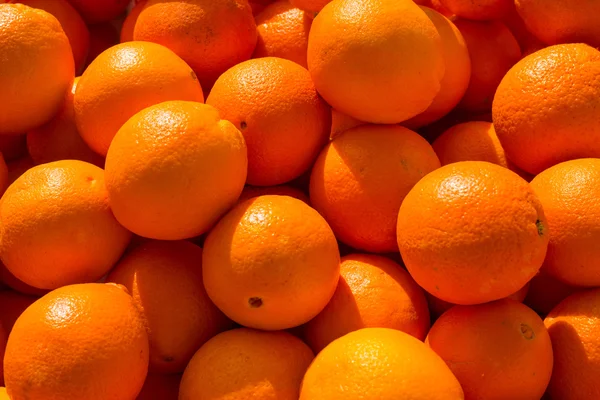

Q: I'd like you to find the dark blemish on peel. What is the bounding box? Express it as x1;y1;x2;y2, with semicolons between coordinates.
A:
240;121;248;130
536;219;544;236
248;297;262;308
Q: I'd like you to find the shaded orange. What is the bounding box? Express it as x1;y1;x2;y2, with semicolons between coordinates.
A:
0;290;38;333
524;269;579;317
439;0;511;20
120;0;146;43
0;135;26;162
66;0;128;23
0;263;48;297
85;22;119;67
6;156;34;186
238;186;309;204
137;373;181;400
329;109;365;140
289;0;329;14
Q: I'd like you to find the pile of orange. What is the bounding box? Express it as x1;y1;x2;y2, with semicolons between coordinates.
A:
1;0;600;399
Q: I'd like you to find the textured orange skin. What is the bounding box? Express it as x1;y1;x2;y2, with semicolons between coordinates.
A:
307;0;445;124
28;78;104;167
310;124;441;253
0;290;37;333
207;57;330;186
66;0;128;23
119;0;146;42
0;160;132;290
75;41;204;156
0;4;75;134
329;109;365;140
105;101;247;240
0;135;26;162
253;1;312;68
239;184;310;204
515;0;600;48
454;19;521;112
107;240;232;374
493;44;600;175
4;283;149;400
289;0;329;13
404;7;470;129
439;0;511;20
303;254;430;353
530;159;600;286
524;269;579;316
300;328;464;400
203;195;340;330
397;161;548;305
545;289;600;400
85;22;119;67
133;0;257;89
0;263;48;296
180;328;314;400
136;373;180;400
427;300;553;400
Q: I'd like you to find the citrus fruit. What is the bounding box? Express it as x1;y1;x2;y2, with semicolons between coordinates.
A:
0;321;6;385
310;124;440;253
0;290;37;333
329;109;365;140
397;161;548;305
120;0;146;43
203;195;340;330
137;373;181;400
0;135;27;162
238;185;309;204
4;283;149;400
66;0;129;24
105;101;247;240
0;160;132;290
0;263;48;296
180;328;314;400
0;387;7;399
85;22;119;67
439;0;512;20
207;57;330;186
289;0;330;14
524;269;579;316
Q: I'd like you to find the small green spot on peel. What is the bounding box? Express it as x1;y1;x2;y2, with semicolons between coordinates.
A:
536;219;544;236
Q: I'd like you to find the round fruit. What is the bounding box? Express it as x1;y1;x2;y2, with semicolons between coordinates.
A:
0;135;27;162
310;124;440;253
289;0;330;14
493;43;600;175
0;153;7;195
180;328;314;400
0;3;74;134
4;283;149;400
0;387;7;399
307;0;445;124
203;195;340;330
0;321;6;386
427;299;553;400
303;254;430;353
0;160;131;290
74;41;204;156
133;0;257;89
137;373;181;400
105;101;247;240
207;57;330;186
300;328;464;399
0;290;37;333
439;0;512;20
330;109;365;139
545;288;600;400
120;0;146;43
238;185;309;204
397;161;548;305
0;263;48;297
85;22;119;66
65;0;129;23
524;269;579;316
107;240;232;374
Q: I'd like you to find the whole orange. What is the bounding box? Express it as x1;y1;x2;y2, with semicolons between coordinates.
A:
427;299;553;400
454;19;521;112
27;78;104;167
6;156;35;186
0;263;48;297
0;135;26;162
253;1;312;68
307;0;445;124
66;0;128;23
289;0;329;14
0;290;37;333
493;44;600;175
137;373;180;400
397;161;548;305
133;0;257;89
300;328;464;399
329;109;365;140
0;4;74;134
544;288;600;400
439;0;512;20
0;154;7;196
0;160;132;290
310;124;440;253
502;1;545;56
203;195;340;330
120;0;146;43
180;328;313;399
0;321;6;386
75;41;204;156
207;57;329;186
107;240;232;374
105;101;247;240
303;253;430;353
4;283;149;400
238;185;309;204
524;269;579;316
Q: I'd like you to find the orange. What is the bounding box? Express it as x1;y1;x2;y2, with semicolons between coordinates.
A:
238;185;309;204
207;57;330;186
203;195;340;330
404;6;471;129
454;19;521;112
250;0;275;15
426;299;553;400
0;135;26;162
397;161;548;305
85;22;119;67
544;288;600;400
524;269;579;316
300;328;464;399
0;153;7;196
66;0;128;23
439;0;512;20
310;124;440;253
493;44;600;175
133;0;257;90
107;240;232;374
120;0;146;43
27;78;104;167
0;321;5;386
0;160;132;290
303;253;430;353
0;4;74;134
137;373;181;400
75;41;204;156
0;387;7;399
0;263;48;296
253;1;312;68
502;1;545;56
515;0;600;48
329;109;365;140
6;156;34;186
289;0;329;14
307;0;445;124
0;290;37;333
418;0;454;17
180;328;313;400
105;101;247;240
4;283;149;400
530;159;600;286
